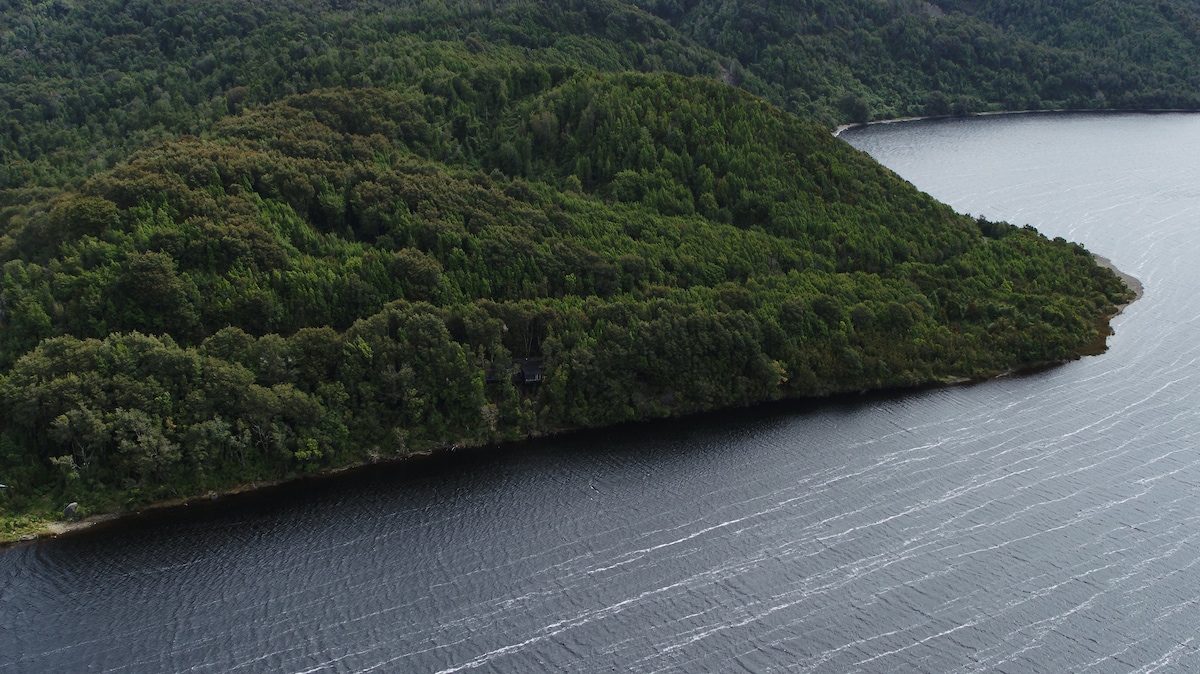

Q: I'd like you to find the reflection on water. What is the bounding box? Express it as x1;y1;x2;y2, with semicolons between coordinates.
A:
4;113;1200;672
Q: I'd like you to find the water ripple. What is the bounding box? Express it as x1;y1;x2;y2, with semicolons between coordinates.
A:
5;113;1200;673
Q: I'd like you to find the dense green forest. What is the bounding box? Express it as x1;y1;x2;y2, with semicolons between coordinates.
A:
0;0;1146;535
637;0;1200;122
6;0;1200;188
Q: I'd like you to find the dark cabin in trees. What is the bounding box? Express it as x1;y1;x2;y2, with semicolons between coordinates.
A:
513;357;545;385
483;357;546;386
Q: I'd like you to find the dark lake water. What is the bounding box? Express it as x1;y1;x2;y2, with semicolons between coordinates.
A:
4;112;1200;672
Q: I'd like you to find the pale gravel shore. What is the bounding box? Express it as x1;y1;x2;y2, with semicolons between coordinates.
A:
41;513;121;536
1094;254;1144;313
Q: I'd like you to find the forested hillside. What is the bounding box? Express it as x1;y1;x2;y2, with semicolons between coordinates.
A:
1;0;742;188
0;0;1142;533
6;0;1200;188
639;0;1200;123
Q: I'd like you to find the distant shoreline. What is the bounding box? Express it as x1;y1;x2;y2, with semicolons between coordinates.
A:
833;107;1200;137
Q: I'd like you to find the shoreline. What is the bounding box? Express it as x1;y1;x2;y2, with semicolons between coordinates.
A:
2;256;1143;548
1094;254;1144;313
833;107;1200;137
2;115;1149;547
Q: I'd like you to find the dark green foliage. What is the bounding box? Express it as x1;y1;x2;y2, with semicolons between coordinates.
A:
0;0;740;189
633;0;1200;123
6;0;1200;191
0;1;1141;524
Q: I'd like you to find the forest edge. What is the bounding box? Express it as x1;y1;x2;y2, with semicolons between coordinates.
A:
1;257;1142;548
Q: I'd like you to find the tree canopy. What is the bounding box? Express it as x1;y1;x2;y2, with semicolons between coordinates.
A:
0;0;1142;533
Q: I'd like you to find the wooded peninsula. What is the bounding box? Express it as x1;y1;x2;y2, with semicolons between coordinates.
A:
4;0;1174;538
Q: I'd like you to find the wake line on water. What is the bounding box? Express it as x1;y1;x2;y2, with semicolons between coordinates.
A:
421;576;707;674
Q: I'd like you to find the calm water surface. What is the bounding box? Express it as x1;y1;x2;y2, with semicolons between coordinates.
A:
4;113;1200;672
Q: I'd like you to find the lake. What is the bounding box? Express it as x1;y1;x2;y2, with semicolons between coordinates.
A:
3;112;1200;672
